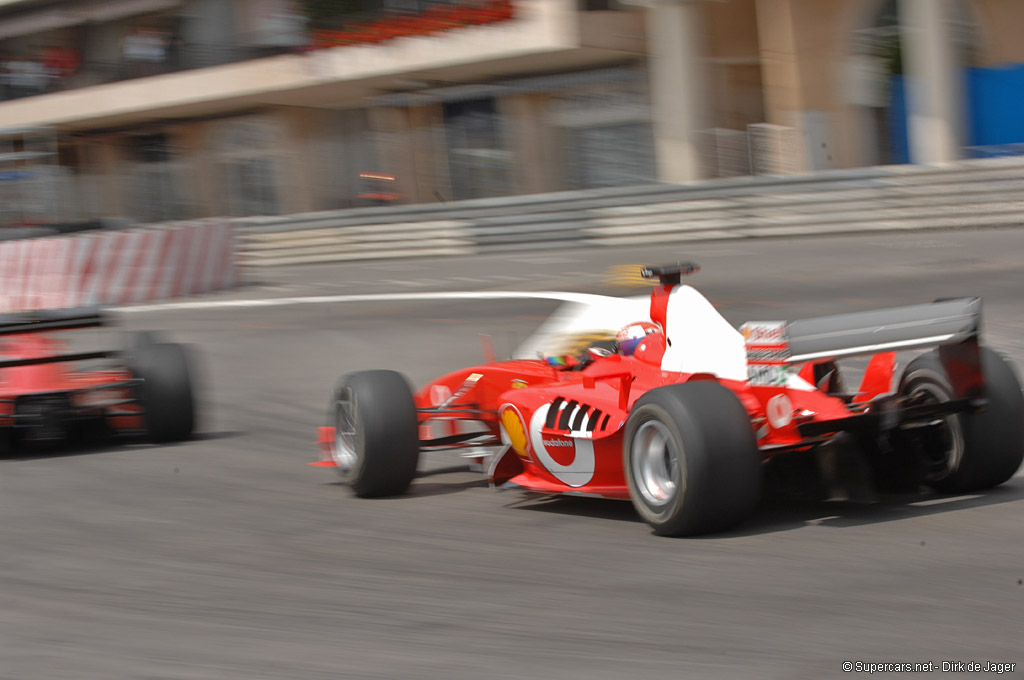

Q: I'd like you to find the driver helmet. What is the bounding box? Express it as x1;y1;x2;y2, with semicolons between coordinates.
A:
616;321;662;356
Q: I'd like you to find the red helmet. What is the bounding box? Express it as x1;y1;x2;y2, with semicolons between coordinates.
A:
616;321;662;356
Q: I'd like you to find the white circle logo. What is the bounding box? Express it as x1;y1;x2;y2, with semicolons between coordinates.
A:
429;385;452;406
528;402;595;488
766;394;793;429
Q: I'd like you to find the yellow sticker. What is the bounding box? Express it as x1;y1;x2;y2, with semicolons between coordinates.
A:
605;264;657;289
500;405;530;458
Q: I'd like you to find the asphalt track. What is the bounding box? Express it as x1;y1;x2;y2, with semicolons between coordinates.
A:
2;228;1024;679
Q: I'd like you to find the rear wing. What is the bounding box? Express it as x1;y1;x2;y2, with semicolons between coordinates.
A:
786;297;980;363
742;297;983;397
0;306;106;335
0;306;117;369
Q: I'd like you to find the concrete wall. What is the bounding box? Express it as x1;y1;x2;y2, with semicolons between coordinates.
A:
972;0;1024;65
706;0;765;132
755;0;861;171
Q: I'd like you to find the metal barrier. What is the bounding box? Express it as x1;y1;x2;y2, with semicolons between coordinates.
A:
237;156;1024;266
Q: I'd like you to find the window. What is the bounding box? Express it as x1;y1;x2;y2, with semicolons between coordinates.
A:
443;98;511;200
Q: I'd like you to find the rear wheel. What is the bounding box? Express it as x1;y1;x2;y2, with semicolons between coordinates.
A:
330;370;420;497
128;330;163;349
896;347;1024;493
623;381;762;536
131;342;196;443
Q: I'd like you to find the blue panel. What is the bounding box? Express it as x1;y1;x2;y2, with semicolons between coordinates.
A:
887;75;909;164
966;64;1024;156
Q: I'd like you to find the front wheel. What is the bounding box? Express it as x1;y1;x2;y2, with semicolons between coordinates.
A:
896;347;1024;493
330;370;420;497
623;381;762;536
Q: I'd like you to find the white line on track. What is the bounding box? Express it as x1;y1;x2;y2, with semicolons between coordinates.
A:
908;495;983;507
113;291;626;313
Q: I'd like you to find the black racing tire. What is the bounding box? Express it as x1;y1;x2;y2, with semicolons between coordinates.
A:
128;330;163;349
897;347;1024;493
623;381;762;536
329;370;419;498
131;342;196;443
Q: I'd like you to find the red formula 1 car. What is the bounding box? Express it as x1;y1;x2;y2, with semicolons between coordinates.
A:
315;263;1024;536
0;307;195;451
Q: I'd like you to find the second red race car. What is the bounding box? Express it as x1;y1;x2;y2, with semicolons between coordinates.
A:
0;307;196;452
314;263;1024;536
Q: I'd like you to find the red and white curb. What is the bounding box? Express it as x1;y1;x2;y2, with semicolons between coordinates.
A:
0;221;238;313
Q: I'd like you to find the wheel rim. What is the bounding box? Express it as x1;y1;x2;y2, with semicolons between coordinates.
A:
333;387;359;473
910;381;964;483
631;420;683;507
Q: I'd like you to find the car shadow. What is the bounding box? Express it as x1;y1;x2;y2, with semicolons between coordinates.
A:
324;463;491;498
501;479;1024;537
407;464;491;497
191;430;245;442
1;440;142;461
722;481;1024;538
0;430;244;461
407;478;491;497
319;457;1024;534
505;494;643;524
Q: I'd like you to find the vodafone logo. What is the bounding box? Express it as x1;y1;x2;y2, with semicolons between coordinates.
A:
766;393;794;429
540;435;575;467
529;403;595;488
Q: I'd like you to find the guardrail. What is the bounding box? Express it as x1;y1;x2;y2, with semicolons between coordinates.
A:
237;157;1024;267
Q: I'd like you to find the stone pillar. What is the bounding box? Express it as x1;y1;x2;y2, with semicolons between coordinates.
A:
368;106;418;204
408;103;450;204
900;0;963;164
499;92;555;195
92;136;128;218
753;0;809;173
276;108;328;214
645;0;711;183
174;122;215;218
